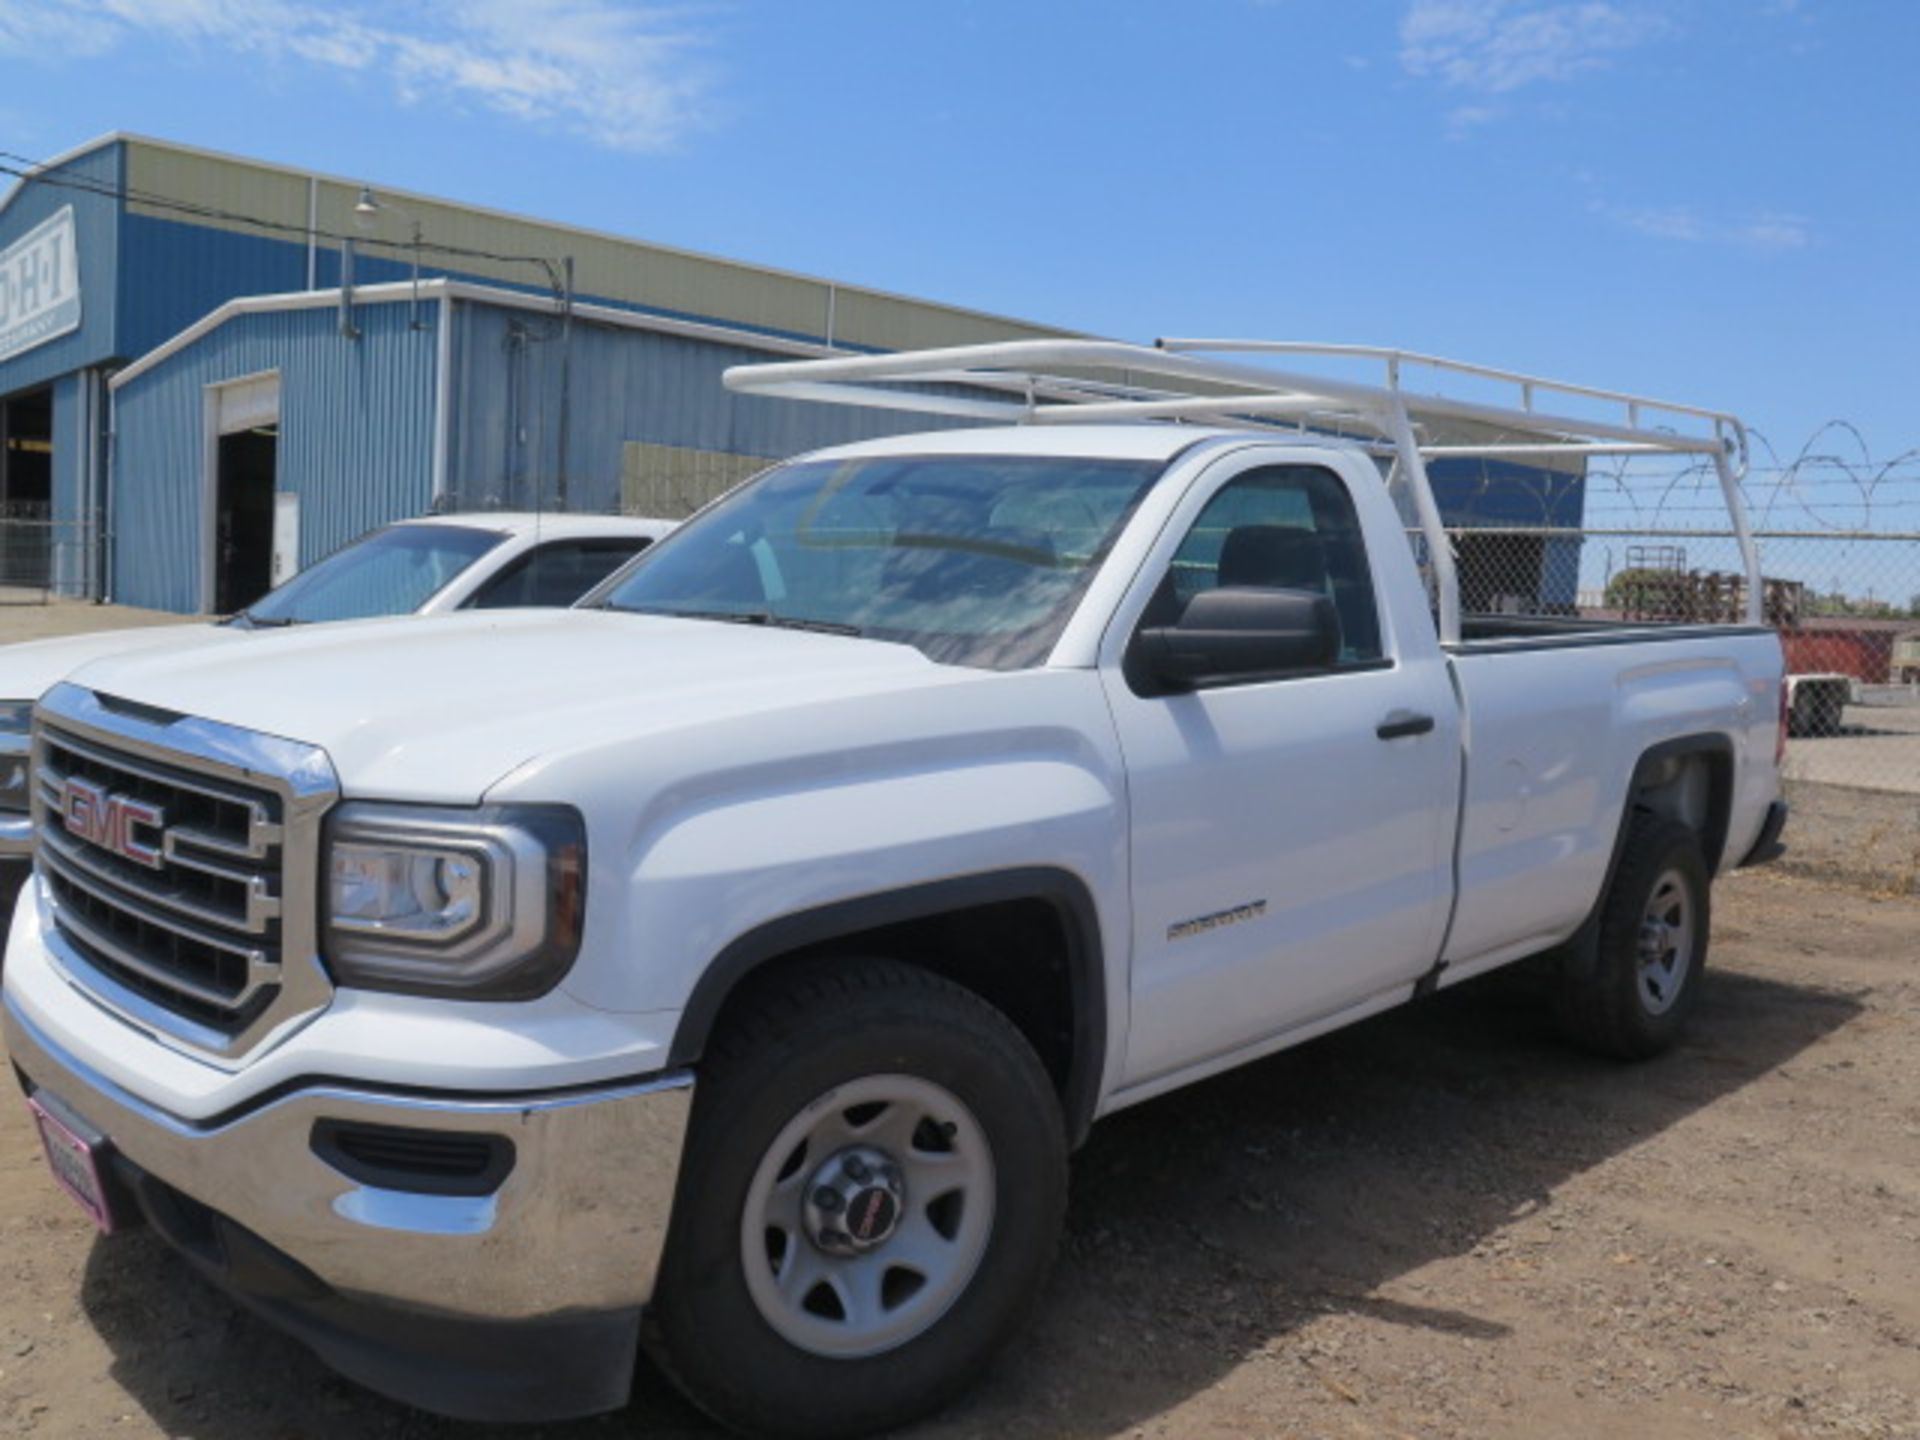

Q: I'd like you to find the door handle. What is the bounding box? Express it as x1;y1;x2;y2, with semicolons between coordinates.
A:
1376;709;1436;740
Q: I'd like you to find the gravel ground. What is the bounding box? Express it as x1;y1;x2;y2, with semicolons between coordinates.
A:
1784;703;1920;796
2;867;1916;1440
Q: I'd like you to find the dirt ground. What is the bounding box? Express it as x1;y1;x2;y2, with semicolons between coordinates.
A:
1784;701;1920;797
1;868;1915;1440
0;599;193;646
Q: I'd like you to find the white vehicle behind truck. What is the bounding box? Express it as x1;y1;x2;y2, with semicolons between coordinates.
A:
4;340;1786;1438
1783;671;1856;736
0;513;675;900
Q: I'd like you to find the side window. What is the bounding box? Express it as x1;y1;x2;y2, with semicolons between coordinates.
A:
469;538;654;609
1154;464;1383;663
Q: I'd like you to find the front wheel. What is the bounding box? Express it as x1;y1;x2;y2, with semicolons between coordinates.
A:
652;959;1067;1439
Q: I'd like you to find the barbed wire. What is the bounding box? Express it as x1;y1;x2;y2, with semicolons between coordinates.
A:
1435;424;1920;535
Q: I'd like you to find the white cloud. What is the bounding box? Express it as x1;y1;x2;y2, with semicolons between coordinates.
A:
1399;1;1671;93
0;0;714;151
1444;103;1501;139
1597;201;1812;251
1734;214;1812;250
0;0;122;54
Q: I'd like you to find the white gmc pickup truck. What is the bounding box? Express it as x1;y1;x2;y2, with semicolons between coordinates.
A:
3;341;1788;1438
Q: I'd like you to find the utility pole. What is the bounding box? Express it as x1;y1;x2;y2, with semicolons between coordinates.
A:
554;256;574;510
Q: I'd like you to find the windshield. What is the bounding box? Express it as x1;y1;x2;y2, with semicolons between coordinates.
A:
599;454;1165;669
240;523;506;625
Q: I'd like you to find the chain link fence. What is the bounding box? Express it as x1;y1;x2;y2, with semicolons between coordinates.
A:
0;517;101;604
1421;435;1920;891
1441;523;1916;750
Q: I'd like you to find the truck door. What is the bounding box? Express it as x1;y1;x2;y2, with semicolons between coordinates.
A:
1100;456;1461;1088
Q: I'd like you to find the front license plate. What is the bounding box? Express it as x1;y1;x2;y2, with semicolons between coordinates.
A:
27;1095;118;1234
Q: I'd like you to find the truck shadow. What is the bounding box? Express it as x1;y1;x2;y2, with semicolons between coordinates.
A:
77;965;1861;1440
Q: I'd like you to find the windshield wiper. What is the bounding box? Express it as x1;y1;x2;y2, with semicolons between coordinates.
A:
629;607;863;637
234;613;300;629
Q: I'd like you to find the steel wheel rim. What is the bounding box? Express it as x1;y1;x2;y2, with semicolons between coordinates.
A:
1636;868;1694;1016
740;1073;996;1359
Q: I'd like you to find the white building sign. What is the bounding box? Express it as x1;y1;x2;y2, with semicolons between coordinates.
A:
0;207;83;365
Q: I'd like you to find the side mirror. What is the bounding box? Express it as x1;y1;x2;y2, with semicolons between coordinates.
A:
1136;586;1342;691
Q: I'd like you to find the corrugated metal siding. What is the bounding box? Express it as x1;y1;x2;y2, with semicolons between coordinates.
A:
121;138;1064;352
0;142;122;397
49;371;103;597
1428;457;1587;527
124;143;311;238
117;214;317;359
112;301;438;611
1429;457;1588;611
831;291;1056;354
49;373;80;513
621;442;771;517
1781;629;1894;686
444;299;974;514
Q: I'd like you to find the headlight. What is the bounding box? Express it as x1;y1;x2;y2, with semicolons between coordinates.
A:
0;700;32;814
324;802;586;1000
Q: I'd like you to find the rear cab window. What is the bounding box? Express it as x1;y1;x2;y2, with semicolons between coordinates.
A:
468;537;656;609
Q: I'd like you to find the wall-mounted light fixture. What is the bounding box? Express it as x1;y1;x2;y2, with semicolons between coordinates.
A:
353;185;428;332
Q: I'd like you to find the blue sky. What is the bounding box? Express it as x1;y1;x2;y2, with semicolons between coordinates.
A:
1;0;1915;467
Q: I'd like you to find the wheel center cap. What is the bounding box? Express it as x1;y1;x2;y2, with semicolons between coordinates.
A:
803;1146;905;1255
847;1186;899;1244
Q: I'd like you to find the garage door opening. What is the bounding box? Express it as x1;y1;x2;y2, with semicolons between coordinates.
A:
205;372;282;614
1;386;53;517
0;387;54;594
214;425;278;613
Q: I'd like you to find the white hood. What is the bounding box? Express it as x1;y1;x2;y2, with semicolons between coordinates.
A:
0;623;226;705
65;609;979;802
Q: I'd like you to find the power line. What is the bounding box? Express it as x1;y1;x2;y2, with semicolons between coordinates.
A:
0;148;569;308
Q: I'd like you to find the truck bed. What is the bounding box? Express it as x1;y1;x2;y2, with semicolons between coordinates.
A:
1454;613;1778;650
1438;622;1784;985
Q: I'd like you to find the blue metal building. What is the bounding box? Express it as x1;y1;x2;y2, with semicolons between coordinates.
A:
0;133;1584;615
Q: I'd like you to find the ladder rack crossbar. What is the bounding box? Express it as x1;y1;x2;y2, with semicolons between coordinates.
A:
1159;338;1740;433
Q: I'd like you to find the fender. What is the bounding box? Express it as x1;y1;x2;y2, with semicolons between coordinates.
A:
1619;733;1735;873
666;866;1109;1145
1555;732;1734;981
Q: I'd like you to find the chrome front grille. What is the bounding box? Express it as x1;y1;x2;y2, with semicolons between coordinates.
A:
38;729;283;1029
30;684;338;1065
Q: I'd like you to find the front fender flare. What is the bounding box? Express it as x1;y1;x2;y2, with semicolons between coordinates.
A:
665;867;1107;1145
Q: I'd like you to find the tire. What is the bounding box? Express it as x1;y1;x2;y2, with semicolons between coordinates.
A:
1557;813;1711;1059
1786;691;1810;739
651;958;1068;1439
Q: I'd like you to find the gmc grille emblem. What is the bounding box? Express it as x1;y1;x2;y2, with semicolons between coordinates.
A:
59;777;166;870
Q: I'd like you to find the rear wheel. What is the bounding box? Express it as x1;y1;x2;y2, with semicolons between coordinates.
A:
652;958;1067;1439
1557;814;1711;1059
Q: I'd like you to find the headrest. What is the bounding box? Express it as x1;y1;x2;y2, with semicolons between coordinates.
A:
1217;525;1327;591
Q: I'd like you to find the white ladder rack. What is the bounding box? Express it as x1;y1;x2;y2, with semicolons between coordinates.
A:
723;338;1761;639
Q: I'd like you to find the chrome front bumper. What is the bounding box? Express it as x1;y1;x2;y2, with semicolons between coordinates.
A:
0;726;29;858
4;992;694;1420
